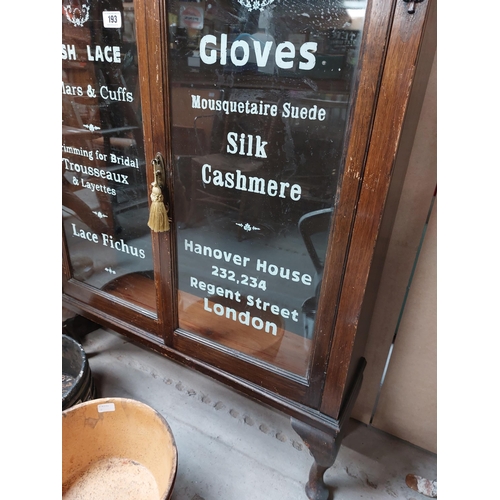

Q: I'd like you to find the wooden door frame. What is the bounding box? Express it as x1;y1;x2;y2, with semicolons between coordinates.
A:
156;0;409;411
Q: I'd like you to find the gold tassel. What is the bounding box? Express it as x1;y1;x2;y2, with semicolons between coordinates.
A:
147;179;170;232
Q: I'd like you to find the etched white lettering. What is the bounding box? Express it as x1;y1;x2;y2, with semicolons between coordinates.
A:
198;34;317;70
203;298;277;335
86;45;121;63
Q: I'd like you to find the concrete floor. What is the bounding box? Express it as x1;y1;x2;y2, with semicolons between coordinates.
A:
74;327;436;500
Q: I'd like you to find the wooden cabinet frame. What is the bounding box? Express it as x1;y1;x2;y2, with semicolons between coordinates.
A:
63;1;436;497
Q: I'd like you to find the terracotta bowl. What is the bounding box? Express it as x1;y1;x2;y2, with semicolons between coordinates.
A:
62;397;177;499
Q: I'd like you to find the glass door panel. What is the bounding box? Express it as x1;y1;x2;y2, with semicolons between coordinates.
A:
62;0;156;313
167;0;366;377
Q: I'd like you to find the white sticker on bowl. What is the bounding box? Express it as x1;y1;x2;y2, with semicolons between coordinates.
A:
98;403;116;413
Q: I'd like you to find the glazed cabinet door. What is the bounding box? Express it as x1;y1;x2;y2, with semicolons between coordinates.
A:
62;0;164;337
163;0;397;408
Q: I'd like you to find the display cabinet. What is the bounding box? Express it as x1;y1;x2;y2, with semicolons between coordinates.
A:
62;0;436;498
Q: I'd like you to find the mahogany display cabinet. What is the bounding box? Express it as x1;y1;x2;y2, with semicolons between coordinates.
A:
62;0;436;498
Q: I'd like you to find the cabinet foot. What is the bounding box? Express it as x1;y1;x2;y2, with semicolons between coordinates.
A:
306;463;333;500
291;359;365;499
291;418;342;500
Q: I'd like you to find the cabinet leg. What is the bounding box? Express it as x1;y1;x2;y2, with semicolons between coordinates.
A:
307;462;332;500
291;359;366;499
291;418;343;500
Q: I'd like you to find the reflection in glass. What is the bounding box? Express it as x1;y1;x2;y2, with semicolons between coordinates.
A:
168;0;366;377
62;0;156;313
